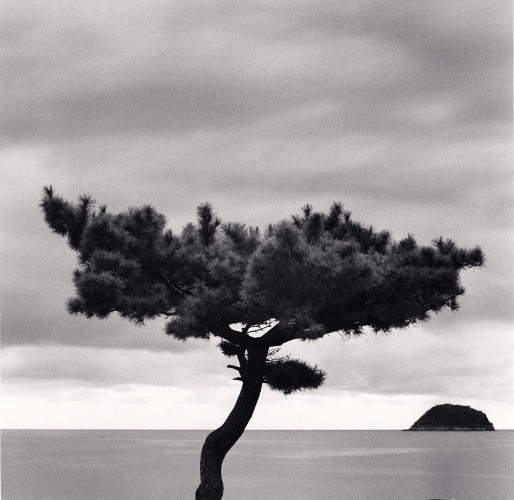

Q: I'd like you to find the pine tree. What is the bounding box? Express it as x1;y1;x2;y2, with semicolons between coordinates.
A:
41;187;484;500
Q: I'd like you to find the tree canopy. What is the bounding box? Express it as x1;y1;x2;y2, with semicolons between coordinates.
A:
41;186;484;393
42;189;482;327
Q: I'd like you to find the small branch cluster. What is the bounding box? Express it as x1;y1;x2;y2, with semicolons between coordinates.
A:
264;357;326;395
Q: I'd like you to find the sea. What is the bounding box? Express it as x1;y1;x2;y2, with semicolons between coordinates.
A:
2;430;513;500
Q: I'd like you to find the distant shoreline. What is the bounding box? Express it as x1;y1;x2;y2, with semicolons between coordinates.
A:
403;427;495;431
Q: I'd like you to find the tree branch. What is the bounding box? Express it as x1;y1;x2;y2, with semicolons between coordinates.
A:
209;323;252;347
256;323;302;347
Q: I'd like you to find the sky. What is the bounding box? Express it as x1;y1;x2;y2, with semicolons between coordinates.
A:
1;0;512;430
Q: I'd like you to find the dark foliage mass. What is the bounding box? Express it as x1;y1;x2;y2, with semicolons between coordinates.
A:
41;186;484;395
265;358;325;395
409;404;495;430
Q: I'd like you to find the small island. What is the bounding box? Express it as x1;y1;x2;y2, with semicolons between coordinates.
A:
406;403;495;431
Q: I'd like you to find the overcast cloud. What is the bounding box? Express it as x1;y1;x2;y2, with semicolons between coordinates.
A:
1;0;512;429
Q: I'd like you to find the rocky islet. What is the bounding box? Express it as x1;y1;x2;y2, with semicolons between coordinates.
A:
407;404;495;431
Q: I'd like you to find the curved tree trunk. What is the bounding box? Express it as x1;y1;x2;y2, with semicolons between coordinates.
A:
195;346;268;500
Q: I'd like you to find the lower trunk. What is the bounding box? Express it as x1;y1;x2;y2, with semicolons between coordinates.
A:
195;347;267;500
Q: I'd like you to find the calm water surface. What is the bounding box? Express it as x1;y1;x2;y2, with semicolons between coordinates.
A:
2;430;513;500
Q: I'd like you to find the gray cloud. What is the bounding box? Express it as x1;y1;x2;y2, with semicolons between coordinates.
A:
2;344;228;388
1;1;510;142
285;320;514;402
5;317;510;405
2;81;292;142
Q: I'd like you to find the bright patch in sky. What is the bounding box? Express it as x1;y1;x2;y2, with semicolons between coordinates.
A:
230;319;279;338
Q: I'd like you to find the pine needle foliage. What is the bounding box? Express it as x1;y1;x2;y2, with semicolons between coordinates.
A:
265;357;326;395
41;187;484;393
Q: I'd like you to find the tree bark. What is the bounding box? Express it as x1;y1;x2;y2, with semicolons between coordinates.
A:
195;346;268;500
